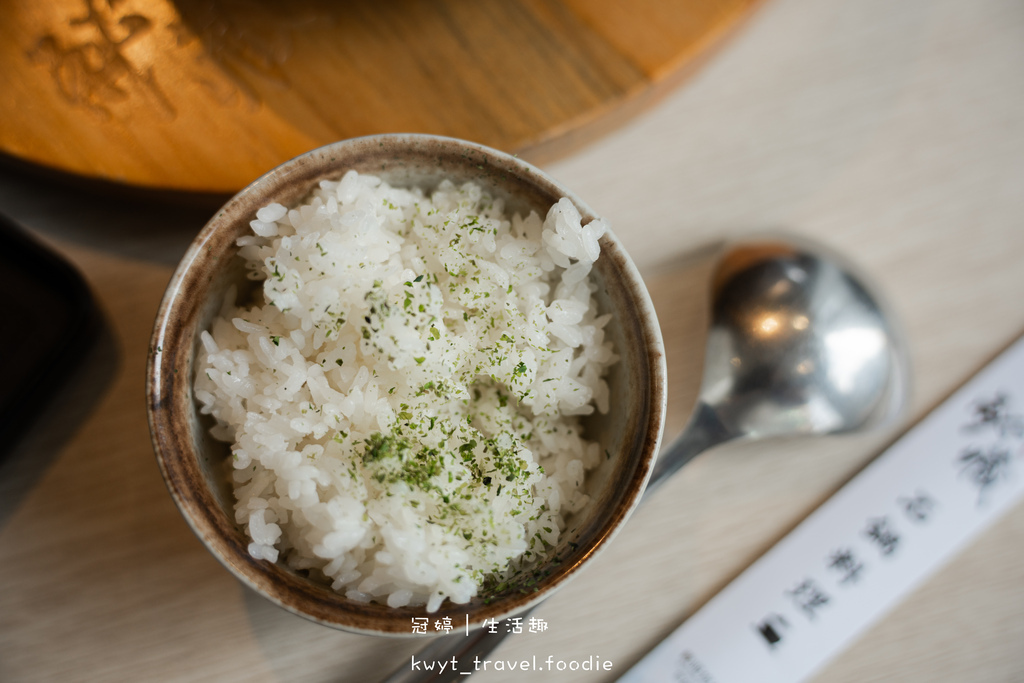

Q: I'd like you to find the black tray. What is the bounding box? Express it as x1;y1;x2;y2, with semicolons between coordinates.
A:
0;213;97;455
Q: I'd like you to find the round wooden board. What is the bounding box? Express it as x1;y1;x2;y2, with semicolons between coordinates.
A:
1;0;762;194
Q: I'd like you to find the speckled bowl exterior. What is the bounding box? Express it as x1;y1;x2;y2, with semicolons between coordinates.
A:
146;134;666;636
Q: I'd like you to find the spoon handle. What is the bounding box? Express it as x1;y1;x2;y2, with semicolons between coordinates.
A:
645;401;732;497
379;402;731;683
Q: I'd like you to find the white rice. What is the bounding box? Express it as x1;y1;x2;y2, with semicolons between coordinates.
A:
195;171;617;611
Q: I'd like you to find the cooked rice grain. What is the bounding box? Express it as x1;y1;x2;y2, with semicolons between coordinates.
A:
195;172;616;611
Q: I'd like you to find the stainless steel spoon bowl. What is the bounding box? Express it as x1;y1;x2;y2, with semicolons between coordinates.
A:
383;235;909;683
647;237;908;493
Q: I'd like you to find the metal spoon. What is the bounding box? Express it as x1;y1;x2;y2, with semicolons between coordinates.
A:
382;236;909;683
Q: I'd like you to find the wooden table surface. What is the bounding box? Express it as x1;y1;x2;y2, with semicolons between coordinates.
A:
2;0;1023;680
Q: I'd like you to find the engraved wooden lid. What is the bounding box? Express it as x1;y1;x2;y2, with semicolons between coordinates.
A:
1;0;763;194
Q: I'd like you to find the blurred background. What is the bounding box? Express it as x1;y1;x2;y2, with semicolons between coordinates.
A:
1;0;1022;681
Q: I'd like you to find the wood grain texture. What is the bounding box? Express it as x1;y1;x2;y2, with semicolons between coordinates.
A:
0;0;761;194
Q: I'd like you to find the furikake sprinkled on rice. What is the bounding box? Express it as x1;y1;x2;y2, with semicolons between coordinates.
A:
195;171;617;612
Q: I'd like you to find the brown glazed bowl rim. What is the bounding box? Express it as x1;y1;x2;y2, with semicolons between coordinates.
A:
146;133;666;636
